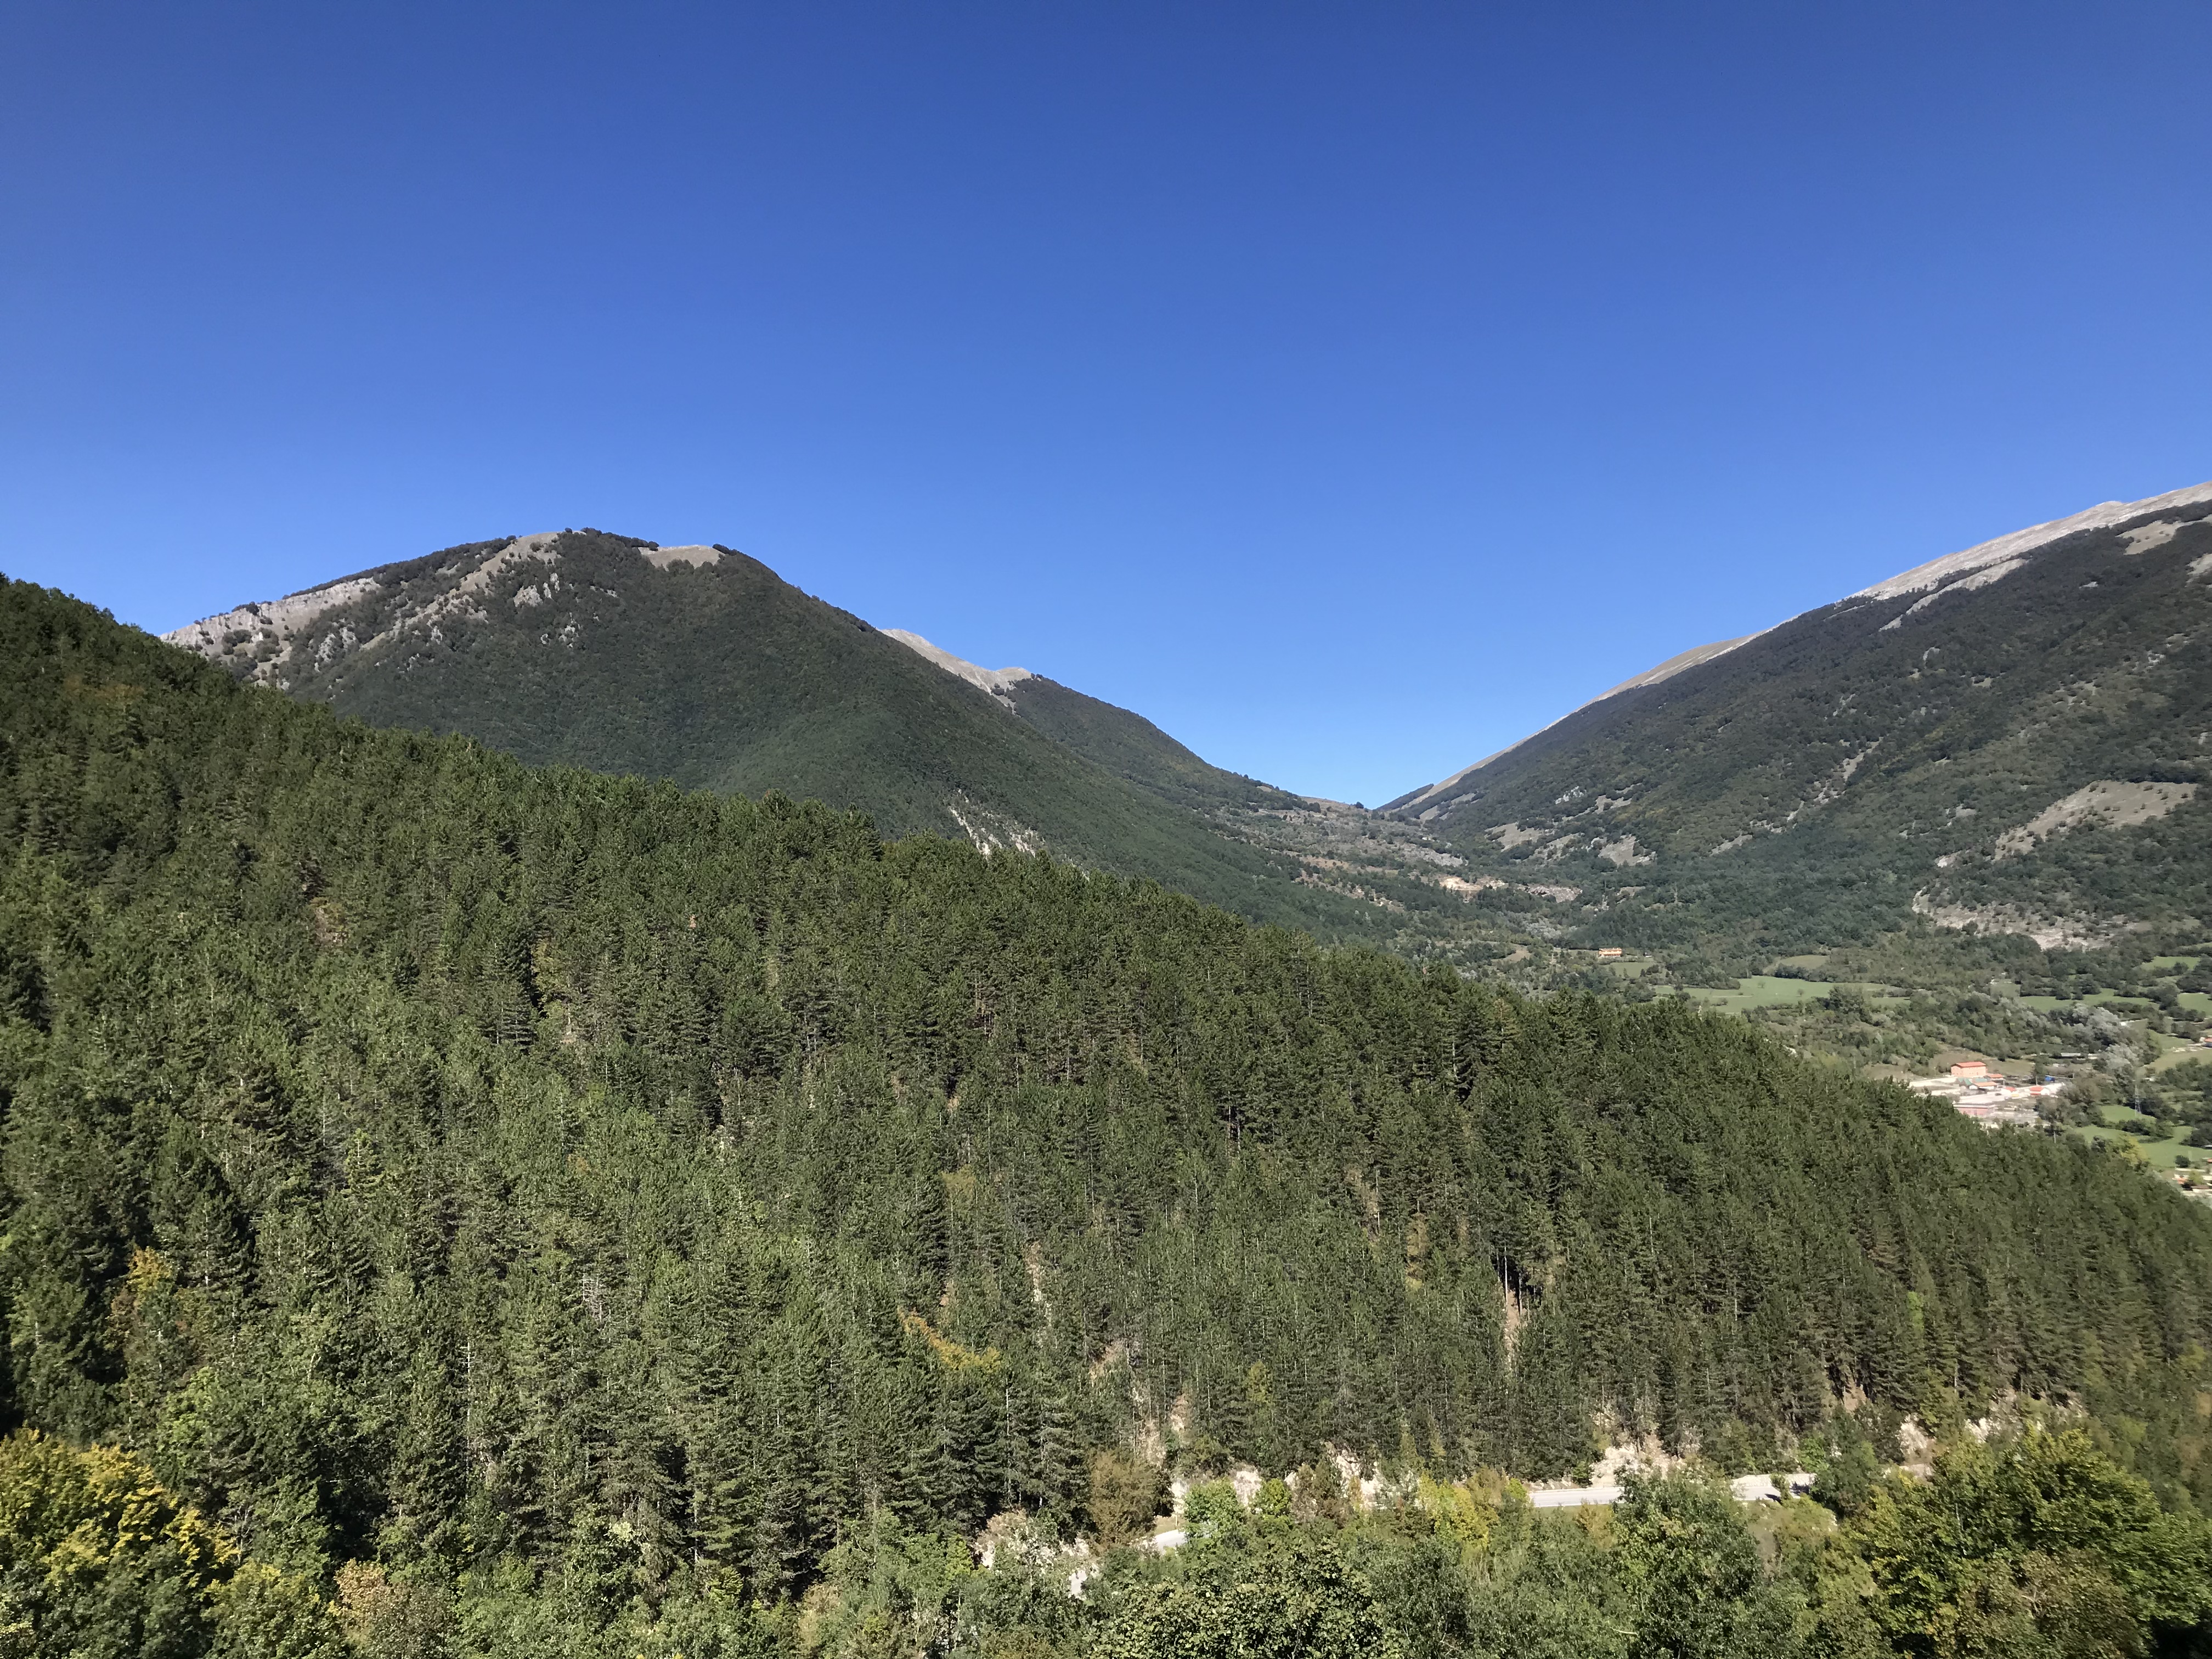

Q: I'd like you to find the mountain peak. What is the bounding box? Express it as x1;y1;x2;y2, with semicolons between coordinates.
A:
147;528;1330;928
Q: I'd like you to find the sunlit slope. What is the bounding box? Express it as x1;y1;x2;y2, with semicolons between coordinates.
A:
8;569;2211;1541
163;529;1358;933
1005;674;1282;814
1389;486;2212;958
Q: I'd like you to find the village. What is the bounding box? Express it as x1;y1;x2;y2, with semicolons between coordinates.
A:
1905;1058;2212;1201
1905;1059;2055;1128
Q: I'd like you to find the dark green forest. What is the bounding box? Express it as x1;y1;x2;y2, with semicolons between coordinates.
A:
188;531;1356;941
5;575;2212;1656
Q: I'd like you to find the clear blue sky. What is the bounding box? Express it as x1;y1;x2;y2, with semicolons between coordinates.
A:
4;2;2206;805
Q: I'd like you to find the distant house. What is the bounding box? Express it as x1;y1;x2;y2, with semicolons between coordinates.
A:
1596;947;1623;960
1949;1060;1990;1081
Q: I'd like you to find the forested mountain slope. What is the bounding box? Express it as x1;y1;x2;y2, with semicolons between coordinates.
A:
160;529;1351;935
879;624;1287;813
6;572;2212;1634
1386;483;2212;966
1005;672;1278;816
156;529;1675;979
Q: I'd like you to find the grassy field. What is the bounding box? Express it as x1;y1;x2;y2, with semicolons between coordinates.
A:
2017;991;2141;1013
2009;986;2211;1073
1597;955;1660;981
2010;953;2209;1022
1681;976;1906;1014
2151;1029;2212;1072
2073;1110;2206;1172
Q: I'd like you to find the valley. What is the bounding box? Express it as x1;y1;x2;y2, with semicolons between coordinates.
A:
15;5;2208;1649
2;483;2200;1654
156;489;2212;1115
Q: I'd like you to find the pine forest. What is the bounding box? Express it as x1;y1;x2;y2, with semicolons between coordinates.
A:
3;574;2210;1656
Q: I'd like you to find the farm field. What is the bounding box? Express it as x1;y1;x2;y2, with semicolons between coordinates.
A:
2075;1115;2204;1173
1682;975;1906;1014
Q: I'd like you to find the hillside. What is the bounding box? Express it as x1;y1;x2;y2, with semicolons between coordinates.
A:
161;529;1363;935
1385;484;2212;977
879;628;1283;817
154;502;2212;1084
5;573;2212;1653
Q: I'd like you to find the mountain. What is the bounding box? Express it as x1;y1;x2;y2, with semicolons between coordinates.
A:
6;572;2212;1654
1385;483;2212;972
879;628;1278;815
161;528;1356;935
142;489;2212;1034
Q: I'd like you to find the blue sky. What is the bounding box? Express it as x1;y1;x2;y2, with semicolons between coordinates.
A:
4;2;2206;805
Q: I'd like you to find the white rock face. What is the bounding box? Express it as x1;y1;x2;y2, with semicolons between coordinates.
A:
944;793;1041;857
1596;834;1652;867
640;544;721;569
883;628;1034;711
405;533;563;638
164;532;566;680
1852;481;2212;602
163;573;387;684
1993;780;2198;859
164;532;738;684
2120;520;2183;555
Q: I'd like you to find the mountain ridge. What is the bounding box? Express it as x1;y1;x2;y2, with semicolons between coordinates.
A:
1381;481;2212;969
158;528;1384;939
1385;631;1765;817
1392;481;2212;818
161;483;2212;987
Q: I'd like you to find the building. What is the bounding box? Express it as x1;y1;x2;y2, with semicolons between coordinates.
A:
1949;1060;1990;1081
1596;947;1623;960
